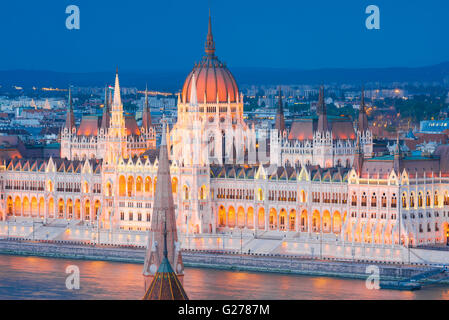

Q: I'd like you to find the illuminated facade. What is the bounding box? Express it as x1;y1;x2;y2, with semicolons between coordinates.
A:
270;86;373;168
1;14;449;254
60;73;156;162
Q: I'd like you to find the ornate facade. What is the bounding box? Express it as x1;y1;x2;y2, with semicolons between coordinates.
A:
270;86;373;168
0;13;449;255
60;73;156;161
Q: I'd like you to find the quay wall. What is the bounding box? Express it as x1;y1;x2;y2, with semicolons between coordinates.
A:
0;239;442;282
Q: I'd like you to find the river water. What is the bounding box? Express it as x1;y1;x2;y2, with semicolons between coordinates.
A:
0;255;448;300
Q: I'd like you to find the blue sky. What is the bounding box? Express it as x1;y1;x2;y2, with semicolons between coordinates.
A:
0;0;448;72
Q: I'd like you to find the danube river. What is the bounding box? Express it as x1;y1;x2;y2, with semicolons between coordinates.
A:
0;255;448;300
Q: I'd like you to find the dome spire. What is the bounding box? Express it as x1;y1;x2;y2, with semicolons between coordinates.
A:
205;9;215;56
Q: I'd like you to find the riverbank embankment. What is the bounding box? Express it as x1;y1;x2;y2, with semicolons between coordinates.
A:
0;238;446;283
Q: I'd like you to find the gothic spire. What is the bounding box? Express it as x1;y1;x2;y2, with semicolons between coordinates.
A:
101;86;110;129
353;134;364;175
317;85;329;133
394;132;402;173
358;85;369;133
112;68;122;109
205;10;215;57
142;84;152;130
65;86;75;129
143;120;184;292
275;86;285;132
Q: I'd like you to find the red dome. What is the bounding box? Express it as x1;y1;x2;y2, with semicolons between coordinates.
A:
181;13;239;104
182;57;239;104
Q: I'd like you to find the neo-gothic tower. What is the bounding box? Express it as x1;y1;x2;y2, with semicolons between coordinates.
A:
313;86;333;168
60;71;156;162
357;86;373;158
107;70;127;162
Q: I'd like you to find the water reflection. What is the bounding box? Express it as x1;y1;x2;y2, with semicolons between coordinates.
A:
0;255;447;300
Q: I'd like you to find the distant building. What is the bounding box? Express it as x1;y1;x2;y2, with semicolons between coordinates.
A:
420;119;449;134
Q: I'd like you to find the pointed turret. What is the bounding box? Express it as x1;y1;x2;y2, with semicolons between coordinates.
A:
142;85;152;130
205;10;215;57
317;85;329;133
64;87;75;129
143;120;184;291
101;86;110;129
275;86;286;132
112;68;122;111
142;220;188;300
353;134;363;175
358;86;369;133
394;132;402;174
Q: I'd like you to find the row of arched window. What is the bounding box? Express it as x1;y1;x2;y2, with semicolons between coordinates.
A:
352;192;397;208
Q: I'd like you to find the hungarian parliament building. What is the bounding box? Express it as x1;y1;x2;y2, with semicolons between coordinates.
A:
1;15;449;252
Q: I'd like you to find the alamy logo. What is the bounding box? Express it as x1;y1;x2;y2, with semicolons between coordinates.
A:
365;5;380;30
65;265;80;290
365;265;380;290
66;5;80;30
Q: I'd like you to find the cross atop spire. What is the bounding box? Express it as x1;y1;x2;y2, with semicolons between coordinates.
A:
205;9;215;56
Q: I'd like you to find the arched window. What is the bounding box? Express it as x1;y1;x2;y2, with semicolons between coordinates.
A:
136;177;143;195
144;177;152;195
410;192;415;208
426;191;431;207
127;176;134;197
361;192;367;207
418;192;423;208
371;193;377;207
258;188;264;201
351;193;357;206
183;185;189;200
119;176;126;197
382;193;387;208
391;194;397;208
199;186;206;200
401;193;407;208
434;191;439;207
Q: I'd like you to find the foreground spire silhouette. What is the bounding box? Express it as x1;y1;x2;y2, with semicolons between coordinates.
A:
142;119;184;292
142;218;188;300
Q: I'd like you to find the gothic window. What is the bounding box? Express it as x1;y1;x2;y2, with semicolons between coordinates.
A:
401;193;407;208
391;194;397;208
371;193;377;207
351;193;357;206
361;192;367;207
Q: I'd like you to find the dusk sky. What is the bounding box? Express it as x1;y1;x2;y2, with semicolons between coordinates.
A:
0;0;448;72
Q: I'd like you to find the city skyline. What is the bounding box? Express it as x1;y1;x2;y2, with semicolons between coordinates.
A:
0;0;448;73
